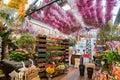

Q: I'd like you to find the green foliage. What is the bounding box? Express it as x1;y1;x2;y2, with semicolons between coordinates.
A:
114;52;120;62
47;45;65;49
16;34;35;50
0;30;12;44
96;21;116;44
46;40;65;44
46;52;64;56
103;50;116;64
68;37;76;46
10;51;30;61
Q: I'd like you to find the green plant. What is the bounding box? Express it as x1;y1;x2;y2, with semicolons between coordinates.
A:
46;52;64;56
16;33;35;50
10;51;30;61
96;21;116;45
0;30;12;59
68;37;76;46
114;52;120;62
103;50;116;64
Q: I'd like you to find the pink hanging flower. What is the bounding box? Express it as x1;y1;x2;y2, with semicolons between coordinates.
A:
106;41;114;50
113;41;120;49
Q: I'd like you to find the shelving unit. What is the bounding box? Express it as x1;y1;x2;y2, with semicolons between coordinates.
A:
46;38;67;76
36;37;70;78
36;35;47;78
64;39;70;66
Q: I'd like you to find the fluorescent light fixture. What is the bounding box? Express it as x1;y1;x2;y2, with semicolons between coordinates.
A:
62;3;71;10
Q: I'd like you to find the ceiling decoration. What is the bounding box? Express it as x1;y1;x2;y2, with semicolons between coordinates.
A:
75;0;117;28
32;0;118;34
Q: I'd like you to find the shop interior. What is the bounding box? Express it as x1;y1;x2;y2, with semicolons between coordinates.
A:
0;0;120;80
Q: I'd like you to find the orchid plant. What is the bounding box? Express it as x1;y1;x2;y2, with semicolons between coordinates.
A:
105;41;120;64
106;41;120;52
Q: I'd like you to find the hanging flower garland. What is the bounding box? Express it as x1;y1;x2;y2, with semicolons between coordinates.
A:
8;0;28;18
18;3;26;18
0;0;29;28
8;0;28;9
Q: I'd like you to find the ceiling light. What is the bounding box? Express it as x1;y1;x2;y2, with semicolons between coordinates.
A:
61;3;71;10
57;0;71;11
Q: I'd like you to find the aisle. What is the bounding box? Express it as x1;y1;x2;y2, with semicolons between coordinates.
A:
53;67;80;80
50;67;91;80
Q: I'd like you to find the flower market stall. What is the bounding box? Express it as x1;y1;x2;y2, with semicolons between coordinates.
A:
0;0;120;80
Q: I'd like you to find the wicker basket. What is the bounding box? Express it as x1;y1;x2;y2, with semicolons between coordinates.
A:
24;68;40;80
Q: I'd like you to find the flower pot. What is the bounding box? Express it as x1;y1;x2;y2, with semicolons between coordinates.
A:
87;67;93;79
79;64;85;76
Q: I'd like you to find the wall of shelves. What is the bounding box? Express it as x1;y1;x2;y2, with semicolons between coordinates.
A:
36;37;70;78
46;38;66;77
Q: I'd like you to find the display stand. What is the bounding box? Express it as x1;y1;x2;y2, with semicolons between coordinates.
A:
46;38;67;77
36;35;47;78
64;39;70;66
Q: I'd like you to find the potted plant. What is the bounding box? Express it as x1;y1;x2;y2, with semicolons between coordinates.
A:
16;33;35;51
103;50;116;70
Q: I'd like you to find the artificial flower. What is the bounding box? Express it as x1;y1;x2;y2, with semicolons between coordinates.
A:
8;0;19;9
18;3;25;18
106;41;120;52
46;67;55;74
